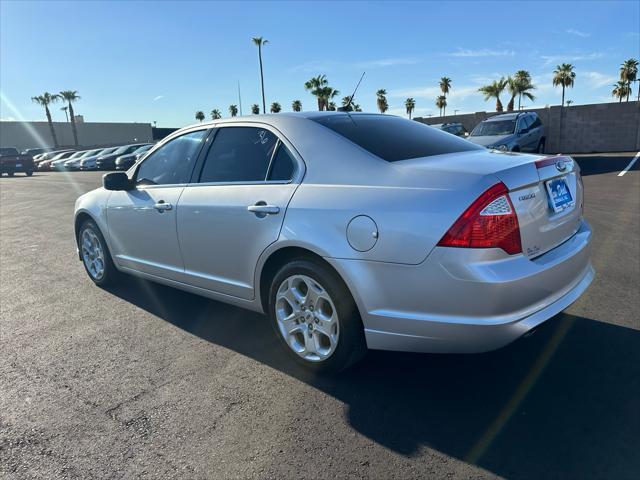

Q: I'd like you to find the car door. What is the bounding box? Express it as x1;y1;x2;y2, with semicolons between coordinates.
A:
177;125;301;299
518;116;537;152
106;129;209;281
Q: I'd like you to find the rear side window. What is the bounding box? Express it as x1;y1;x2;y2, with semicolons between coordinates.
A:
311;114;481;162
199;127;277;183
268;144;295;181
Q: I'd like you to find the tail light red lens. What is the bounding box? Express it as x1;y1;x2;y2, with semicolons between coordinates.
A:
437;182;522;255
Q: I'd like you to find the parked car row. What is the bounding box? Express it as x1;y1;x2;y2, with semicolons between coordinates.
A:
431;111;546;153
34;143;153;172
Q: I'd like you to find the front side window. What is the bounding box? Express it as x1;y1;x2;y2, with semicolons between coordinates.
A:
136;130;207;185
198;127;277;183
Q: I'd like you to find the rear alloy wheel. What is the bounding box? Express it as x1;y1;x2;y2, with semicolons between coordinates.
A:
26;170;33;177
79;220;119;286
269;259;367;373
7;171;14;177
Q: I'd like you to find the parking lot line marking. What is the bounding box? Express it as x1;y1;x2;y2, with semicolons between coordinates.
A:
618;151;640;177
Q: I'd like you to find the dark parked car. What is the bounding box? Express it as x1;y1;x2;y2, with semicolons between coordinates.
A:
115;144;153;170
0;147;35;176
468;111;545;153
431;122;468;137
96;143;150;170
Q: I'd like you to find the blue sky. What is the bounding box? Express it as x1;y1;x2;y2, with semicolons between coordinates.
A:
1;1;638;127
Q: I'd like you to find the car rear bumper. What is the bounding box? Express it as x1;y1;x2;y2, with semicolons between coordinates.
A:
328;219;593;353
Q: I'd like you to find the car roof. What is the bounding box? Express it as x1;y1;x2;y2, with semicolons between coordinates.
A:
486;112;536;122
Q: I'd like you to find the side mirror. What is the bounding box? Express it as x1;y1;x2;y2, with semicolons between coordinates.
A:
103;172;133;191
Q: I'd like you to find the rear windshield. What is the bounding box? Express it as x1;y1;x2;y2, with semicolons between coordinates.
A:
311;114;481;162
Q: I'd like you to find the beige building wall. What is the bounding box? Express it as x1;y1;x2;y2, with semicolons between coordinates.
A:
0;121;153;151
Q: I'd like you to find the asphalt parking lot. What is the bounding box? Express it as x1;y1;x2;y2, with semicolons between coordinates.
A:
1;153;639;479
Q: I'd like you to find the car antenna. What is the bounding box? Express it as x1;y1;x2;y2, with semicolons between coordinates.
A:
338;72;365;112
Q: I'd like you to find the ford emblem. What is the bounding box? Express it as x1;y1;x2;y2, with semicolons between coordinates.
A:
556;160;567;172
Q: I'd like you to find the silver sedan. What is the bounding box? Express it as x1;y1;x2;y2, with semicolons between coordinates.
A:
74;113;594;372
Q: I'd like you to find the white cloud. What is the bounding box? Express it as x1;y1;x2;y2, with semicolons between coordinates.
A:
541;52;604;65
388;85;480;102
355;57;421;68
0;116;17;121
566;28;590;38
153;95;164;101
581;70;616;89
447;48;515;57
288;60;340;73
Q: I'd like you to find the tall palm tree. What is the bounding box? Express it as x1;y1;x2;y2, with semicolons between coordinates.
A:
229;104;238;117
291;99;302;112
376;89;388;114
31;92;60;147
304;75;329;110
405;97;416;119
620;58;638;102
612;81;631;102
195;111;205;122
478;78;508;112
251;104;260;115
270;102;282;113
352;103;362;112
513;70;534;110
60;106;69;122
552;63;576;107
507;75;536;112
439;77;452;116
211;109;222;120
435;95;447;117
252;37;268;114
59;90;81;146
320;86;340;111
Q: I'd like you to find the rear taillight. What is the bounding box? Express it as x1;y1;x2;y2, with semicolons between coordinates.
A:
437;182;522;255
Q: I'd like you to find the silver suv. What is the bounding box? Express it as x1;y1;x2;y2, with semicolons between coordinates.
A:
468;112;545;153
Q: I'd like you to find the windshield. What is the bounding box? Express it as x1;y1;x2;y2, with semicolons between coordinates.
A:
68;151;85;159
133;144;152;154
81;149;101;158
311;114;481;162
99;147;118;156
471;120;516;136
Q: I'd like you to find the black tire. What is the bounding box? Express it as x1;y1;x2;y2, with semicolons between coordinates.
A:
511;146;520;152
537;139;546;154
7;171;14;177
268;258;367;373
78;219;119;287
26;170;33;177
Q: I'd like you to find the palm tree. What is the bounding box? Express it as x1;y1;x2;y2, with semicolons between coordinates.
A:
552;63;576;107
291;99;302;112
566;100;574;106
513;70;535;110
31;92;60;147
327;102;337;111
376;89;388;114
59;90;81;146
229;104;238;117
252;37;268;114
251;104;260;115
405;97;416;119
435;95;447;116
612;81;631;102
211;109;222;120
320;87;340;111
60;106;69;122
304;75;329;110
439;77;452;115
195;111;205;122
270;102;282;113
478;78;508;112
352;103;362;112
620;58;638;102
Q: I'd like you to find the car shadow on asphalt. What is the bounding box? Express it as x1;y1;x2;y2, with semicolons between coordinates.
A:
105;276;639;479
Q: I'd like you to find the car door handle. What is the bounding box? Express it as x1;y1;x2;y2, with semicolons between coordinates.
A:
247;202;280;216
154;201;172;212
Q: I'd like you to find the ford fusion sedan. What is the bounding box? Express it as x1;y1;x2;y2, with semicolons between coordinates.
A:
468;112;545;153
115;144;154;170
74;113;593;372
80;147;118;170
96;143;151;170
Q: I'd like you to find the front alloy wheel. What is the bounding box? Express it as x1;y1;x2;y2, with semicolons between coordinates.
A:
78;220;118;286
